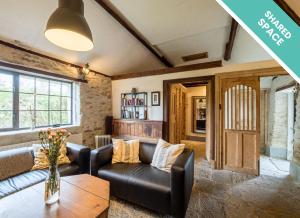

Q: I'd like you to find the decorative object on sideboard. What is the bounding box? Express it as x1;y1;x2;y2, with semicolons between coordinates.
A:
45;0;94;51
121;92;147;120
39;128;71;205
78;63;90;80
151;91;160;106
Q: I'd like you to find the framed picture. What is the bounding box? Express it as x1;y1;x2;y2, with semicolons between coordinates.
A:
192;96;206;133
151;91;160;106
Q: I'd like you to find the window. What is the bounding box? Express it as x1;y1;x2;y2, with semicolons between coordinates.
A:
0;70;73;131
0;73;13;129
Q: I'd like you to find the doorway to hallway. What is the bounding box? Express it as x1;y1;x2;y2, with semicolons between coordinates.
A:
163;76;215;163
259;75;297;177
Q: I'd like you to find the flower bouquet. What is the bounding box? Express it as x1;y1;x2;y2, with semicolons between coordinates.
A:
39;128;71;204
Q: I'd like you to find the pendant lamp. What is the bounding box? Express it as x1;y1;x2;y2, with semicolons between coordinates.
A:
45;0;94;51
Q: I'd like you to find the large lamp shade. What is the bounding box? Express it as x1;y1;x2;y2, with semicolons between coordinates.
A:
45;0;94;51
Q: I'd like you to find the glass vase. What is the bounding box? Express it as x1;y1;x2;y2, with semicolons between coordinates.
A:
44;165;60;205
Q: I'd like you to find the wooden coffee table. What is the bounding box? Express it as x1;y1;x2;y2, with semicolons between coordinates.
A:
0;174;110;218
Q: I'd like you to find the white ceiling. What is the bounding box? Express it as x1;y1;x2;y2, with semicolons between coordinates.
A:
109;0;271;66
0;0;272;76
0;0;163;75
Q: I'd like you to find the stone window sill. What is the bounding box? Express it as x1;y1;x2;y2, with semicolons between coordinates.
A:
0;125;81;137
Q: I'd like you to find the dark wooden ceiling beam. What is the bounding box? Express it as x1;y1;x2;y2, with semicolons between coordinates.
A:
224;19;238;61
0;40;110;78
274;0;300;26
182;52;208;62
95;0;173;67
112;60;222;80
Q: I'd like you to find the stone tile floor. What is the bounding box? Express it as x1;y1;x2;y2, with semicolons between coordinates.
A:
108;150;300;218
260;155;290;177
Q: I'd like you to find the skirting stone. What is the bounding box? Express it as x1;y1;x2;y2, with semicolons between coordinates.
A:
290;161;300;182
266;146;287;159
260;146;266;154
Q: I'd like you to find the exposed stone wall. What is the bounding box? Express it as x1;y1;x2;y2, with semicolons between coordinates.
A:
80;75;112;147
0;39;112;148
293;88;300;164
267;76;294;159
291;86;300;181
268;93;288;154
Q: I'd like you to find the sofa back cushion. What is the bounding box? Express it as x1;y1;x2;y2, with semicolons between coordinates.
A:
0;147;34;180
112;139;140;164
139;142;157;164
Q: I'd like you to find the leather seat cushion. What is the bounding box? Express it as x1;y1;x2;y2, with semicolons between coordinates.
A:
0;170;47;198
98;163;171;214
0;164;79;198
98;163;141;199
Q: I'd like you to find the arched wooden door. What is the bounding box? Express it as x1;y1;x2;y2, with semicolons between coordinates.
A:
222;77;260;175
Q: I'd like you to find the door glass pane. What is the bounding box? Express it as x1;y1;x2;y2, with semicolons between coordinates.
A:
36;78;49;95
36;95;49;110
19;111;32;128
62;83;71;97
50;81;61;96
36;111;49;127
61;111;71;124
50;96;61;110
19;75;34;93
225;85;256;131
50;111;61;125
0;91;13;110
0;73;13;91
0;111;13;128
19;93;34;110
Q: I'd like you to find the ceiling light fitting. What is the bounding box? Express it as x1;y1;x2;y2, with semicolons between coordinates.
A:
45;0;94;51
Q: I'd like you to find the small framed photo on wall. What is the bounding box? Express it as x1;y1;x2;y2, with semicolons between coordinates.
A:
151;91;160;106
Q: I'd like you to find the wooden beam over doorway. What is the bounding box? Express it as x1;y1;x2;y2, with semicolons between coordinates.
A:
224;19;238;61
95;0;173;67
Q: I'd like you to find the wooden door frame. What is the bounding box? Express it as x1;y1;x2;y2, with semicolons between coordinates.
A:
215;67;288;169
163;75;215;161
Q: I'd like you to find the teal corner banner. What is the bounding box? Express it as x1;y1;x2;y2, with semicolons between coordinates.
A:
216;0;300;82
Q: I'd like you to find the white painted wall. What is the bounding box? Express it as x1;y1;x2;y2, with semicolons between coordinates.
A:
112;60;280;120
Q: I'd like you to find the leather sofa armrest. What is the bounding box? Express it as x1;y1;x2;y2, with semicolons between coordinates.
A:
171;149;194;218
66;143;91;174
90;144;113;176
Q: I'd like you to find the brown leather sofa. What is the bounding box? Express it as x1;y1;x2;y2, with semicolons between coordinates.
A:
91;142;194;218
0;143;90;199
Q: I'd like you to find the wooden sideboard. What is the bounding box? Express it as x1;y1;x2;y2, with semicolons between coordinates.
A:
112;119;163;143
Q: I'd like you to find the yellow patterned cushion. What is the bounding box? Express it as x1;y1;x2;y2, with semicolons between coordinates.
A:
112;139;140;164
32;143;71;170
